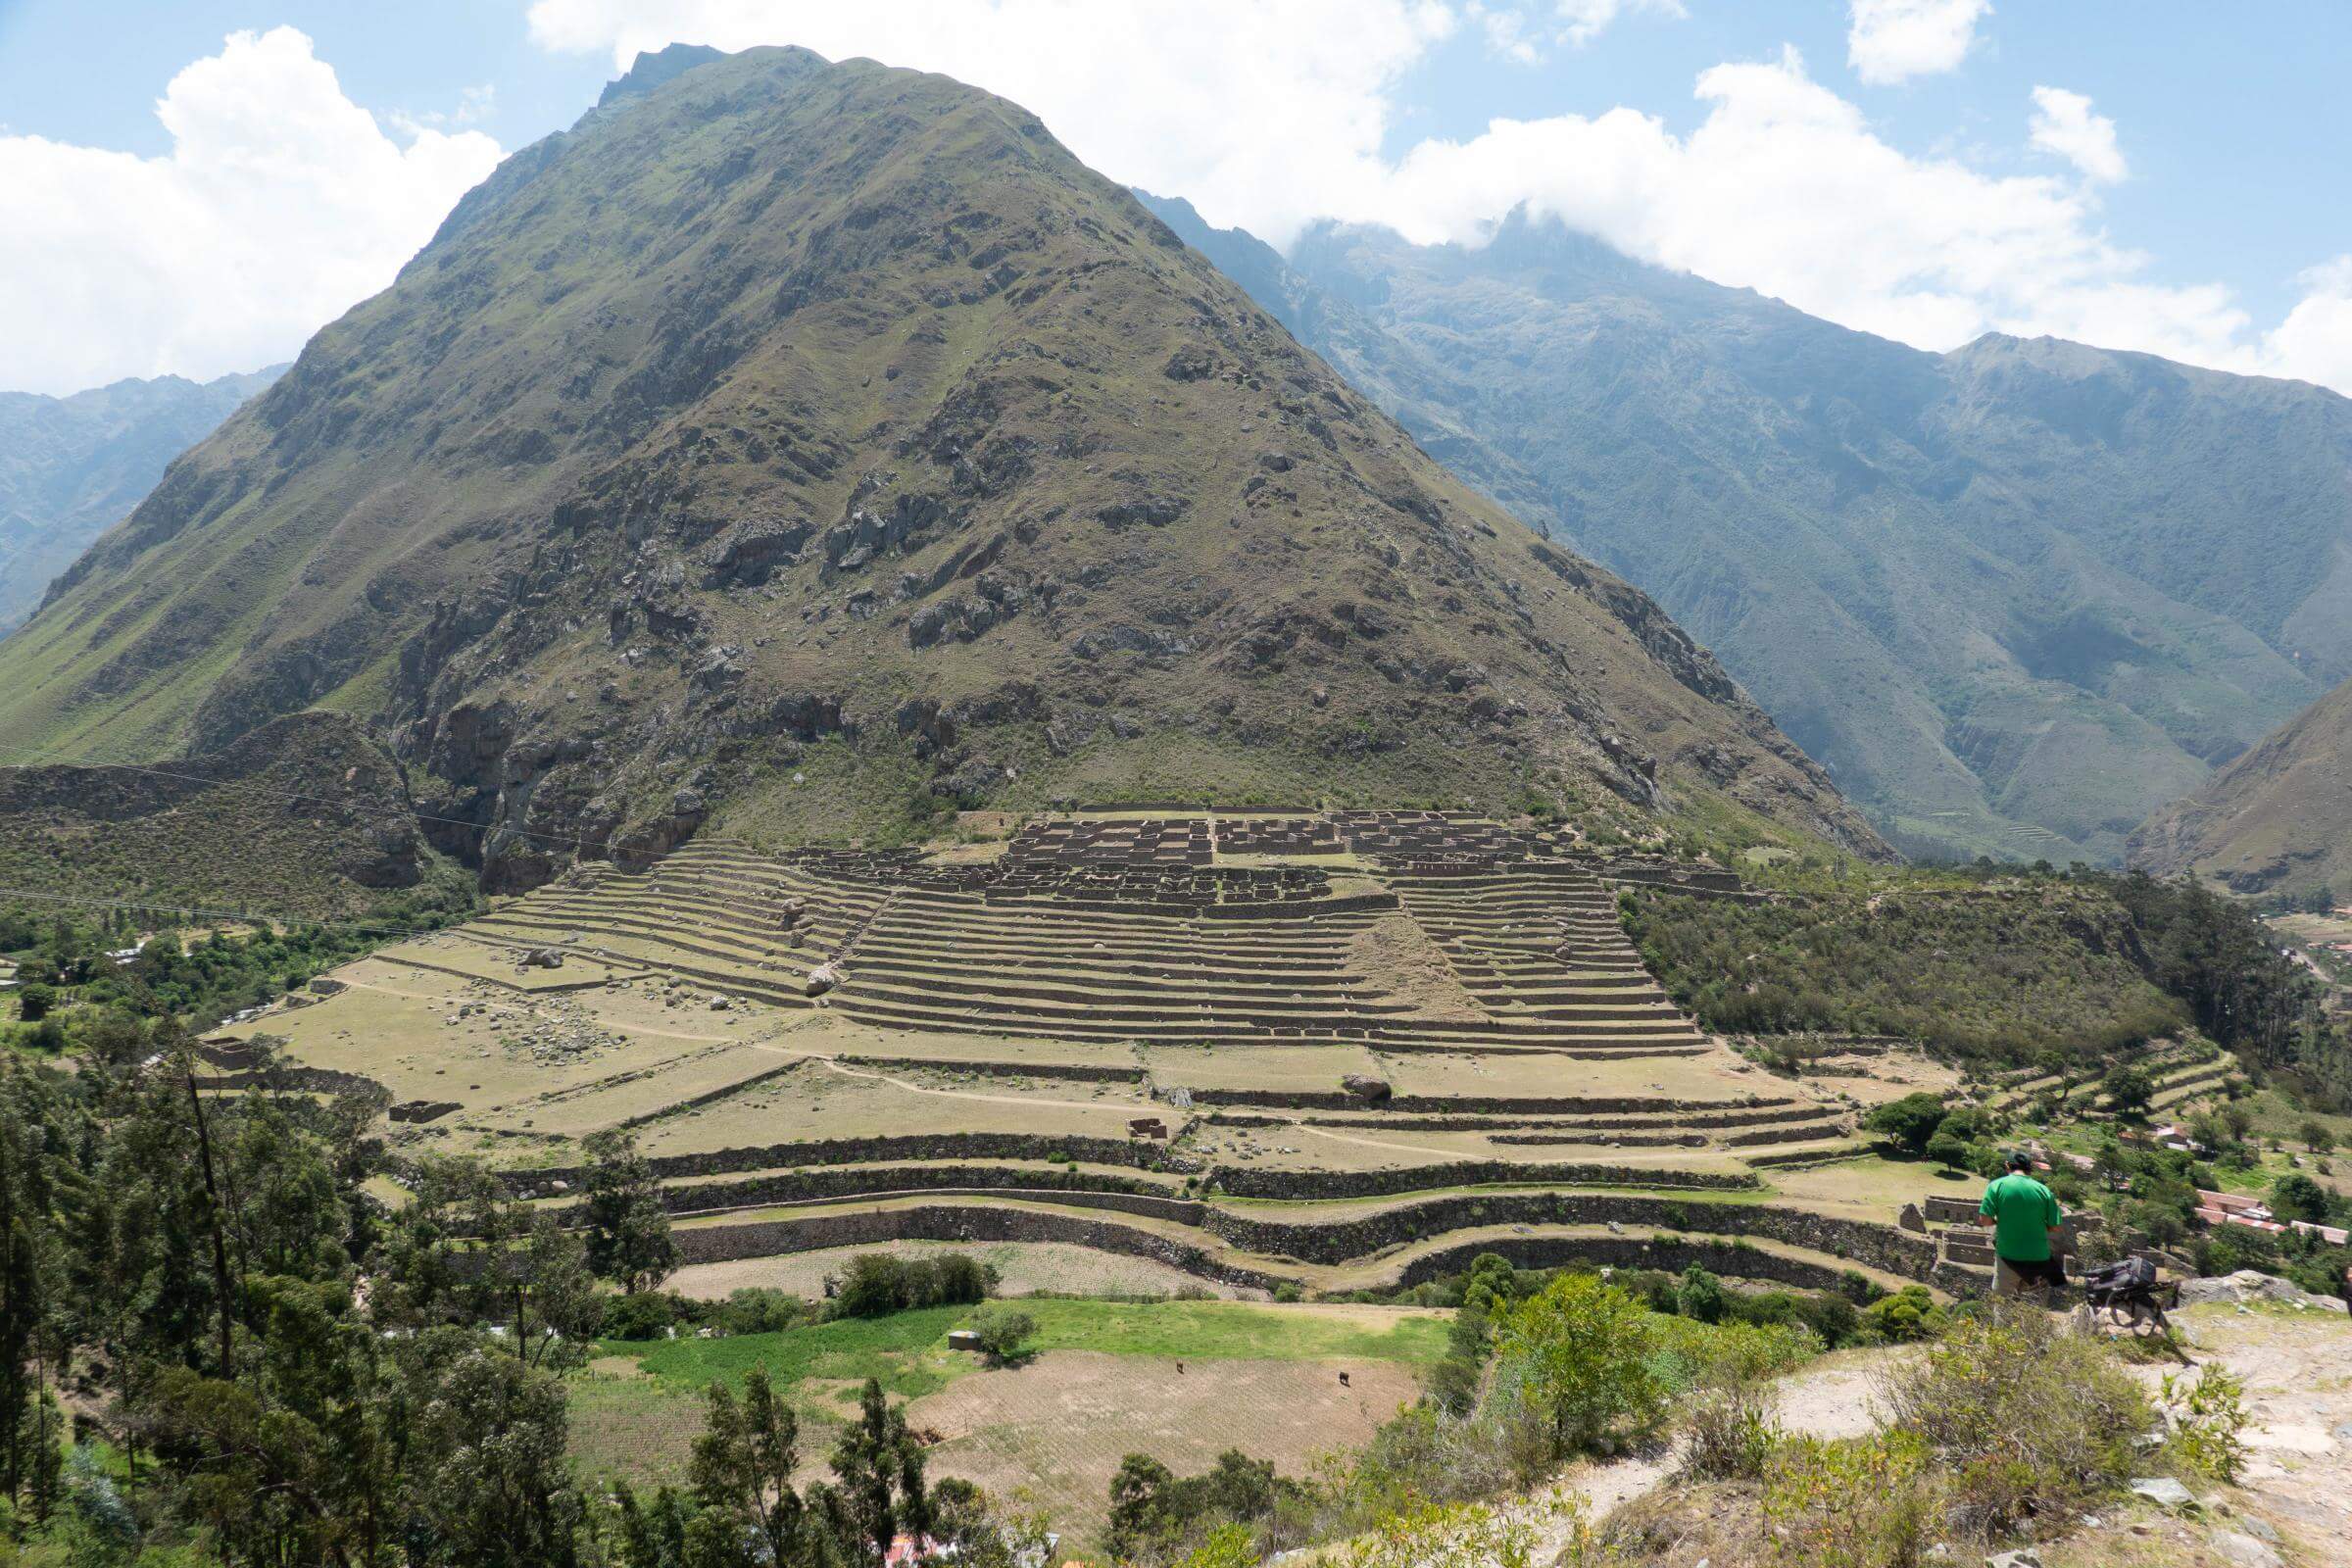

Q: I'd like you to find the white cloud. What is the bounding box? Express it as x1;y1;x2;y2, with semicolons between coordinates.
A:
1846;0;1990;85
0;28;502;395
525;0;1454;252
2264;257;2352;392
520;5;2352;392
1552;0;1687;49
2029;85;2126;182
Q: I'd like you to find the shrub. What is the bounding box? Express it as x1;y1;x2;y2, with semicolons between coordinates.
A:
1878;1302;2148;1535
600;1291;688;1341
1861;1286;1945;1343
1674;1264;1726;1325
710;1287;805;1337
16;982;55;1022
1490;1274;1665;1458
1761;1431;1942;1568
1680;1378;1781;1481
2160;1365;2249;1484
832;1251;993;1318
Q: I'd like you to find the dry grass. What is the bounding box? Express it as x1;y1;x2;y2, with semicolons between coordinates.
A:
666;1241;1261;1301
911;1349;1422;1539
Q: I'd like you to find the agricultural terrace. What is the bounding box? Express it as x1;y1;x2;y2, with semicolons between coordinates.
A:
227;810;2012;1305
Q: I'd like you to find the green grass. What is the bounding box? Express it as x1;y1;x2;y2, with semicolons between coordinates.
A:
608;1298;1451;1397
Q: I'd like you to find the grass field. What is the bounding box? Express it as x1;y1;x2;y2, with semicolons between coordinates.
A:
569;1298;1446;1494
610;1298;1448;1394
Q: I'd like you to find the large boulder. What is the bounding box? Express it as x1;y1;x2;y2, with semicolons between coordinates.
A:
2177;1269;2347;1312
805;962;842;998
1342;1074;1393;1105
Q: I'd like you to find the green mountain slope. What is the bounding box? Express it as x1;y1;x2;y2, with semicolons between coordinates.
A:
0;366;279;630
1142;198;2352;864
0;46;1881;889
2131;673;2352;899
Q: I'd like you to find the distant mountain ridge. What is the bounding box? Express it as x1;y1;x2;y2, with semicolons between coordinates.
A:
0;46;1880;890
2132;672;2352;899
1142;194;2352;863
0;367;281;630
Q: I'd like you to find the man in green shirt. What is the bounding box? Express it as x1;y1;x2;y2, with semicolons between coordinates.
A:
1977;1152;2066;1298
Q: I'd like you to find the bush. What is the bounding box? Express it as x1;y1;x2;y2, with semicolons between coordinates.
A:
16;982;55;1022
1879;1301;2148;1535
1761;1431;1942;1568
710;1287;806;1337
1680;1378;1781;1481
832;1252;993;1318
1674;1264;1726;1325
600;1291;689;1341
1861;1286;1945;1343
2160;1365;2249;1484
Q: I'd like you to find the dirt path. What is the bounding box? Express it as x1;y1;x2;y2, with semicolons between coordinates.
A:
2135;1304;2352;1551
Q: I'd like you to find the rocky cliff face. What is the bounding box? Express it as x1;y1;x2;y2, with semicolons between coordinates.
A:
0;48;1883;888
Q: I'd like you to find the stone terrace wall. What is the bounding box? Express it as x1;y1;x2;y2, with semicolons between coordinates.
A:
670;1203;1283;1291
1202;1163;1758;1200
1394;1235;1854;1293
1196;1092;1796;1115
504;1132;1165;1194
648;1163;1183;1214
1203;1191;1936;1281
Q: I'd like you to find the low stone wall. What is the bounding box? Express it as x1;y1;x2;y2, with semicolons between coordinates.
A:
841;1054;1143;1084
195;1066;386;1097
1203;1191;1936;1283
648;1163;1179;1214
1193;1090;1793;1116
1201;1163;1758;1200
504;1132;1163;1194
670;1203;1283;1291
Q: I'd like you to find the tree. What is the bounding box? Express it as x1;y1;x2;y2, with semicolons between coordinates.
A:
830;1378;930;1563
14;983;55;1023
2299;1120;2335;1154
1863;1093;1948;1155
579;1129;678;1294
403;1335;583;1568
688;1369;805;1565
1923;1131;1973;1173
2102;1065;2156;1117
964;1304;1036;1365
1106;1453;1176;1559
1490;1274;1664;1457
2270;1173;2335;1224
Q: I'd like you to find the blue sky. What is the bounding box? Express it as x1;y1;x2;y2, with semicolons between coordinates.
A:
1;0;2346;395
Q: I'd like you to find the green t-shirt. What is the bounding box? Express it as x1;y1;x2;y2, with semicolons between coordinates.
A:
1980;1171;2062;1262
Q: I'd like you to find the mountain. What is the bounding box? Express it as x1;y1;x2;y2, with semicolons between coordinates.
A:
1141;197;2352;865
2131;673;2352;899
0;367;280;630
0;45;1881;891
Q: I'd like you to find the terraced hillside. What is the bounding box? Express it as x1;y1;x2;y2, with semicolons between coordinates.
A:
227;811;1995;1302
